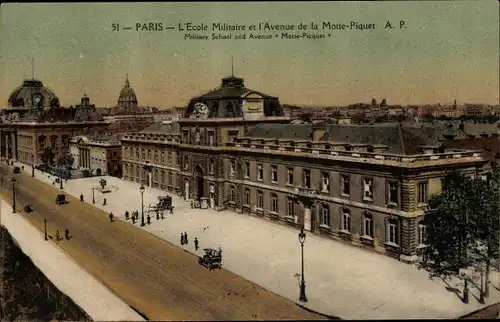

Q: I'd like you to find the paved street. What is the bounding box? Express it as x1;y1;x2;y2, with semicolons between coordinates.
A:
0;164;325;321
8;162;500;319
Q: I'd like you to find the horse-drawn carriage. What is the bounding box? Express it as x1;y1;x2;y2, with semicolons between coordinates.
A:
148;195;174;214
198;248;222;270
55;193;67;205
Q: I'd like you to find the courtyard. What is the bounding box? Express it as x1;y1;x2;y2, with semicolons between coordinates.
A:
16;163;500;319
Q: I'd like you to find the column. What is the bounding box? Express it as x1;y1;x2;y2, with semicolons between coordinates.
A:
304;206;312;231
148;171;152;187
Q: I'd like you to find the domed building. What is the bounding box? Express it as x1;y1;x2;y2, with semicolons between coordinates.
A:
8;79;60;109
116;74;138;110
1;78;109;166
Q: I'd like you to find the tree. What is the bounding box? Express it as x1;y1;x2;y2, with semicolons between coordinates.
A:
469;168;500;297
57;153;74;167
422;170;500;300
40;148;55;166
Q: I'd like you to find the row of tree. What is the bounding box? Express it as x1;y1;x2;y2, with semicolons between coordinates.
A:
422;168;499;302
40;148;75;167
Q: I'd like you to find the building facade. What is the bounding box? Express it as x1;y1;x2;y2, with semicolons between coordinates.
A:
121;75;487;262
69;135;122;176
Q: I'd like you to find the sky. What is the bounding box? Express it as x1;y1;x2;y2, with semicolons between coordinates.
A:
0;1;498;108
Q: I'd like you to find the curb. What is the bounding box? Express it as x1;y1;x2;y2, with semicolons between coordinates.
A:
457;301;500;319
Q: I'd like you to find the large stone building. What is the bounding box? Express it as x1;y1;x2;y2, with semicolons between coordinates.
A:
121;75;487;262
0;79;108;165
116;74;138;110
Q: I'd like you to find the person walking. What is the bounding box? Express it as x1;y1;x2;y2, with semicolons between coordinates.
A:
132;216;136;224
80;194;84;202
147;214;151;225
180;233;185;245
125;210;129;220
55;230;61;241
109;212;114;223
194;237;199;251
65;229;70;240
184;232;188;245
103;198;107;206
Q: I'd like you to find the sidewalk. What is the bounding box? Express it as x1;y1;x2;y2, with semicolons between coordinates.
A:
15;162;500;319
0;198;144;322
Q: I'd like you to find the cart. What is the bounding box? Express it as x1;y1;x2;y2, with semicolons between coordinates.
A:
198;248;222;270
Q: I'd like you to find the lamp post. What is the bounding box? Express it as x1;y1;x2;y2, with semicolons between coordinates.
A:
140;184;145;226
44;218;48;241
11;177;16;213
298;228;308;302
59;175;63;189
92;187;95;204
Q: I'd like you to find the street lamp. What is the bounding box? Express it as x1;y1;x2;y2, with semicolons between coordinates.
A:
92;187;95;204
11;177;16;213
44;218;48;241
59;175;63;189
298;228;308;302
140;184;145;226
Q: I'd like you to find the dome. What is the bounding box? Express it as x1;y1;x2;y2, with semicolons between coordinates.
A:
117;74;138;109
8;79;60;109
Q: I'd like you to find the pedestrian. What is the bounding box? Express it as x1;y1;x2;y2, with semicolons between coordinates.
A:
184;232;188;245
217;247;222;257
132;216;136;224
180;233;185;245
109;212;114;223
103;198;107;206
125;211;129;220
55;230;61;241
156;209;159;220
147;214;151;225
65;229;70;240
194;237;199;251
80;194;84;202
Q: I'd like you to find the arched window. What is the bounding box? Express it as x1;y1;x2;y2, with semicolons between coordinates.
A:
362;212;373;238
341;208;351;232
320;204;330;227
271;193;278;213
387;218;399;245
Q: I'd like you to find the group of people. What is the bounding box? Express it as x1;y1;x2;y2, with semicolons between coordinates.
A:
54;228;71;241
181;232;200;251
190;199;202;209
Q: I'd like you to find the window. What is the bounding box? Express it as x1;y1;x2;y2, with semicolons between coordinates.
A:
287;197;295;217
271;194;278;213
154;169;158;181
184;157;189;170
154;151;158;162
303;169;311;188
363;213;373;238
176;155;180;166
417;181;428;204
168;172;172;185
161;152;165;163
367;146;374;153
51;136;58;148
167;152;171;164
341;175;350;195
209;159;215;174
320;204;330;227
388;181;399;205
271;165;278;183
244;162;250;178
418;222;427;245
182;130;189;143
148;149;152;160
161;170;165;183
136;149;139;159
244;188;250;205
257;164;263;181
387;219;399;245
341;209;351;232
363;178;373;201
208;132;215;146
230;160;236;177
125;164;129;175
141;149;146;159
136;166;139;176
257;190;264;209
287;168;294;185
321;172;330;193
229;185;235;202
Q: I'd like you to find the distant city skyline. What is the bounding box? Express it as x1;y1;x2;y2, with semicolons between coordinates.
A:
0;1;498;108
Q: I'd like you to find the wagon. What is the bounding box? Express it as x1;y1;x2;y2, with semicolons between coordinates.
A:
198;248;222;270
